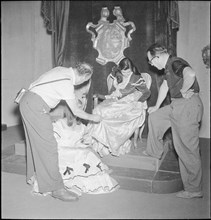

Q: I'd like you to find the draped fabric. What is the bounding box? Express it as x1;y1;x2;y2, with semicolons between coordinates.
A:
41;0;54;32
41;0;94;113
87;98;147;156
41;1;70;66
154;1;179;56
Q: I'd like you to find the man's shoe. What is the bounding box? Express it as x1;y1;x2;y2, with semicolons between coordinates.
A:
176;190;203;199
51;188;79;202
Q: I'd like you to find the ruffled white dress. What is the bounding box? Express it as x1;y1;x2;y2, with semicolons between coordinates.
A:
29;118;119;196
53;118;119;195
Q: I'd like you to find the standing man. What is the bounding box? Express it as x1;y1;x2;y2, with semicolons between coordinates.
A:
19;62;102;202
145;43;204;199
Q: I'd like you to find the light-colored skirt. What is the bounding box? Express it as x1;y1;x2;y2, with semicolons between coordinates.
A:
88;97;147;156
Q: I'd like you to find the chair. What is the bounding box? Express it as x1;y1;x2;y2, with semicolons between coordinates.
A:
93;72;152;148
133;72;152;147
93;73;115;108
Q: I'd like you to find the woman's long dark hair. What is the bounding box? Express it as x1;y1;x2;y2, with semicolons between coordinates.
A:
111;66;123;84
118;57;140;75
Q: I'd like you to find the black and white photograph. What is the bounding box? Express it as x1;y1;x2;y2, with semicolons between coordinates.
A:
1;1;210;219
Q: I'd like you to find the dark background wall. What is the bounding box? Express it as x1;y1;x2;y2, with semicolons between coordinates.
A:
63;1;167;136
64;1;161;106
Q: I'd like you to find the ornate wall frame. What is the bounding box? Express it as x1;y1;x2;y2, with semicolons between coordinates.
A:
86;6;136;65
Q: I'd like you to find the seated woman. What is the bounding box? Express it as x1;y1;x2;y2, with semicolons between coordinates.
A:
29;81;119;196
88;57;151;156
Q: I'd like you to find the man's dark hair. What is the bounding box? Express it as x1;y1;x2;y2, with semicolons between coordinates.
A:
147;43;168;56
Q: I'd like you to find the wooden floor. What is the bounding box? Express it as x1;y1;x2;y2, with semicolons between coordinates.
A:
1;125;187;193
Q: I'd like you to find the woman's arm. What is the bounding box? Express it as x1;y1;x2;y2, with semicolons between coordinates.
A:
119;82;151;102
137;84;151;102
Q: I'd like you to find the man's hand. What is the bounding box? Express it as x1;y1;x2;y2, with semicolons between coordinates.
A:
148;106;159;114
181;89;194;99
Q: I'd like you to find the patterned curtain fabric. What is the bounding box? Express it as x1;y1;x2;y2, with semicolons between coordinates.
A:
41;1;54;32
41;0;70;67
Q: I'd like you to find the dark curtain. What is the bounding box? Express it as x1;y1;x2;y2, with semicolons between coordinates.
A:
152;0;180;106
41;0;70;66
41;0;94;113
41;0;179;135
154;0;179;56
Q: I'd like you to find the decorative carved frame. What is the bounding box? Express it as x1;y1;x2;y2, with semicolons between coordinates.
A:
86;6;136;65
202;44;210;69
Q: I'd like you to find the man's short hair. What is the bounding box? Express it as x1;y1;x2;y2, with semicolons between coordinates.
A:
75;62;93;76
147;43;168;56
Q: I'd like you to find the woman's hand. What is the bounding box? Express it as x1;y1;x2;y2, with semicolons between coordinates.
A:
113;78;118;88
95;94;106;100
110;90;122;98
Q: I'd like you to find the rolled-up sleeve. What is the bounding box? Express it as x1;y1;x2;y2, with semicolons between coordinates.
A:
136;83;151;102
